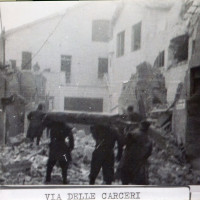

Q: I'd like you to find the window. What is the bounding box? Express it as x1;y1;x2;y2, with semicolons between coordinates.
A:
153;51;165;68
168;34;188;65
98;58;108;78
132;22;141;51
64;97;103;112
117;31;125;57
192;40;196;55
21;51;32;70
92;20;110;42
61;55;71;83
10;59;16;69
48;96;54;110
190;67;200;95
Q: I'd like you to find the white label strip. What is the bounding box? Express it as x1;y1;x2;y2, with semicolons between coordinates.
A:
0;187;190;200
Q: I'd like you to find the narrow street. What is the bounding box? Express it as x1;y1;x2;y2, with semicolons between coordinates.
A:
0;127;199;185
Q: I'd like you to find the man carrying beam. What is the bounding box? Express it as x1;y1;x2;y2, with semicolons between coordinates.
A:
89;124;123;185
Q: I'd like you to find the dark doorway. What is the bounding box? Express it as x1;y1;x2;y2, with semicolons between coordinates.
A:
190;66;200;96
64;97;103;112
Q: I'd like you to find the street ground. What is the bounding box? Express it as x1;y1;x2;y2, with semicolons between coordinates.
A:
0;128;199;185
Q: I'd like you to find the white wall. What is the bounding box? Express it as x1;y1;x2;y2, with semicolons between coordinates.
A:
109;2;170;109
108;0;188;109
5;2;117;112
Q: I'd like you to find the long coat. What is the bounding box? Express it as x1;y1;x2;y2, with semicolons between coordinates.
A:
120;128;152;185
27;110;45;139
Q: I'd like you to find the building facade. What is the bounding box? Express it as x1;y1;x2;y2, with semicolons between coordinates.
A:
1;0;196;114
4;2;118;112
108;0;189;112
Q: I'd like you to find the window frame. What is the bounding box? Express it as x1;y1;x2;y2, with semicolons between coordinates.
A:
131;22;142;52
98;57;108;79
21;51;32;70
116;30;125;57
60;55;72;83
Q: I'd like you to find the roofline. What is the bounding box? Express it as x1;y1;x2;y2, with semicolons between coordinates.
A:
111;0;173;27
6;13;64;36
5;1;93;37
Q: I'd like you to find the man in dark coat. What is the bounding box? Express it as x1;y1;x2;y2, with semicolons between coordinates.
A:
89;124;123;185
44;120;74;184
27;104;46;145
120;121;152;185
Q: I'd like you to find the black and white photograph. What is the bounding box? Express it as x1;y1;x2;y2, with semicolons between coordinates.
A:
0;0;200;186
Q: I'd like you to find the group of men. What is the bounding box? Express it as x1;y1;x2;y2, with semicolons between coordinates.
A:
27;104;152;185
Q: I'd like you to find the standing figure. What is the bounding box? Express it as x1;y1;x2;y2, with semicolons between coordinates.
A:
89;124;123;185
44;120;74;184
27;104;46;145
120;121;152;185
121;105;144;145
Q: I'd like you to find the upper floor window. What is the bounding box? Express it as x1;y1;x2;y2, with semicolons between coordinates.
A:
117;31;125;57
61;55;71;83
64;97;103;112
92;20;110;42
98;58;108;79
21;51;32;70
168;34;188;66
132;22;142;51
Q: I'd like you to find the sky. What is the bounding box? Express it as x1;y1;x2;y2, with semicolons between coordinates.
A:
0;1;78;31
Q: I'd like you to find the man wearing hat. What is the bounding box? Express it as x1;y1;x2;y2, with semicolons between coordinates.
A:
119;120;152;185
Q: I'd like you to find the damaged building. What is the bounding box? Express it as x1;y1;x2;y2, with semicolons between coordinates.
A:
113;0;200;169
0;62;47;144
2;2;118;113
119;62;167;117
1;0;200;170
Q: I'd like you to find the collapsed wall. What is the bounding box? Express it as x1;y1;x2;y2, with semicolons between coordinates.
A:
0;67;47;142
119;62;167;117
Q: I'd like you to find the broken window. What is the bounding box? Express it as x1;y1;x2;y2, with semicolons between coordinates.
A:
98;58;108;79
117;31;125;57
64;97;103;112
21;51;32;70
92;20;110;42
153;51;165;68
132;22;142;51
168;34;189;65
61;55;71;83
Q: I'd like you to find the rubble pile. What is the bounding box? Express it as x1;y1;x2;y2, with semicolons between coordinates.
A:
0;128;199;185
119;62;167;116
0;134;49;184
148;131;200;185
0;130;103;185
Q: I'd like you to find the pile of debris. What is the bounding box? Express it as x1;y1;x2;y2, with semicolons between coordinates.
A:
148;128;200;185
0;129;102;185
119;62;167;116
0;126;200;185
0;134;49;185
